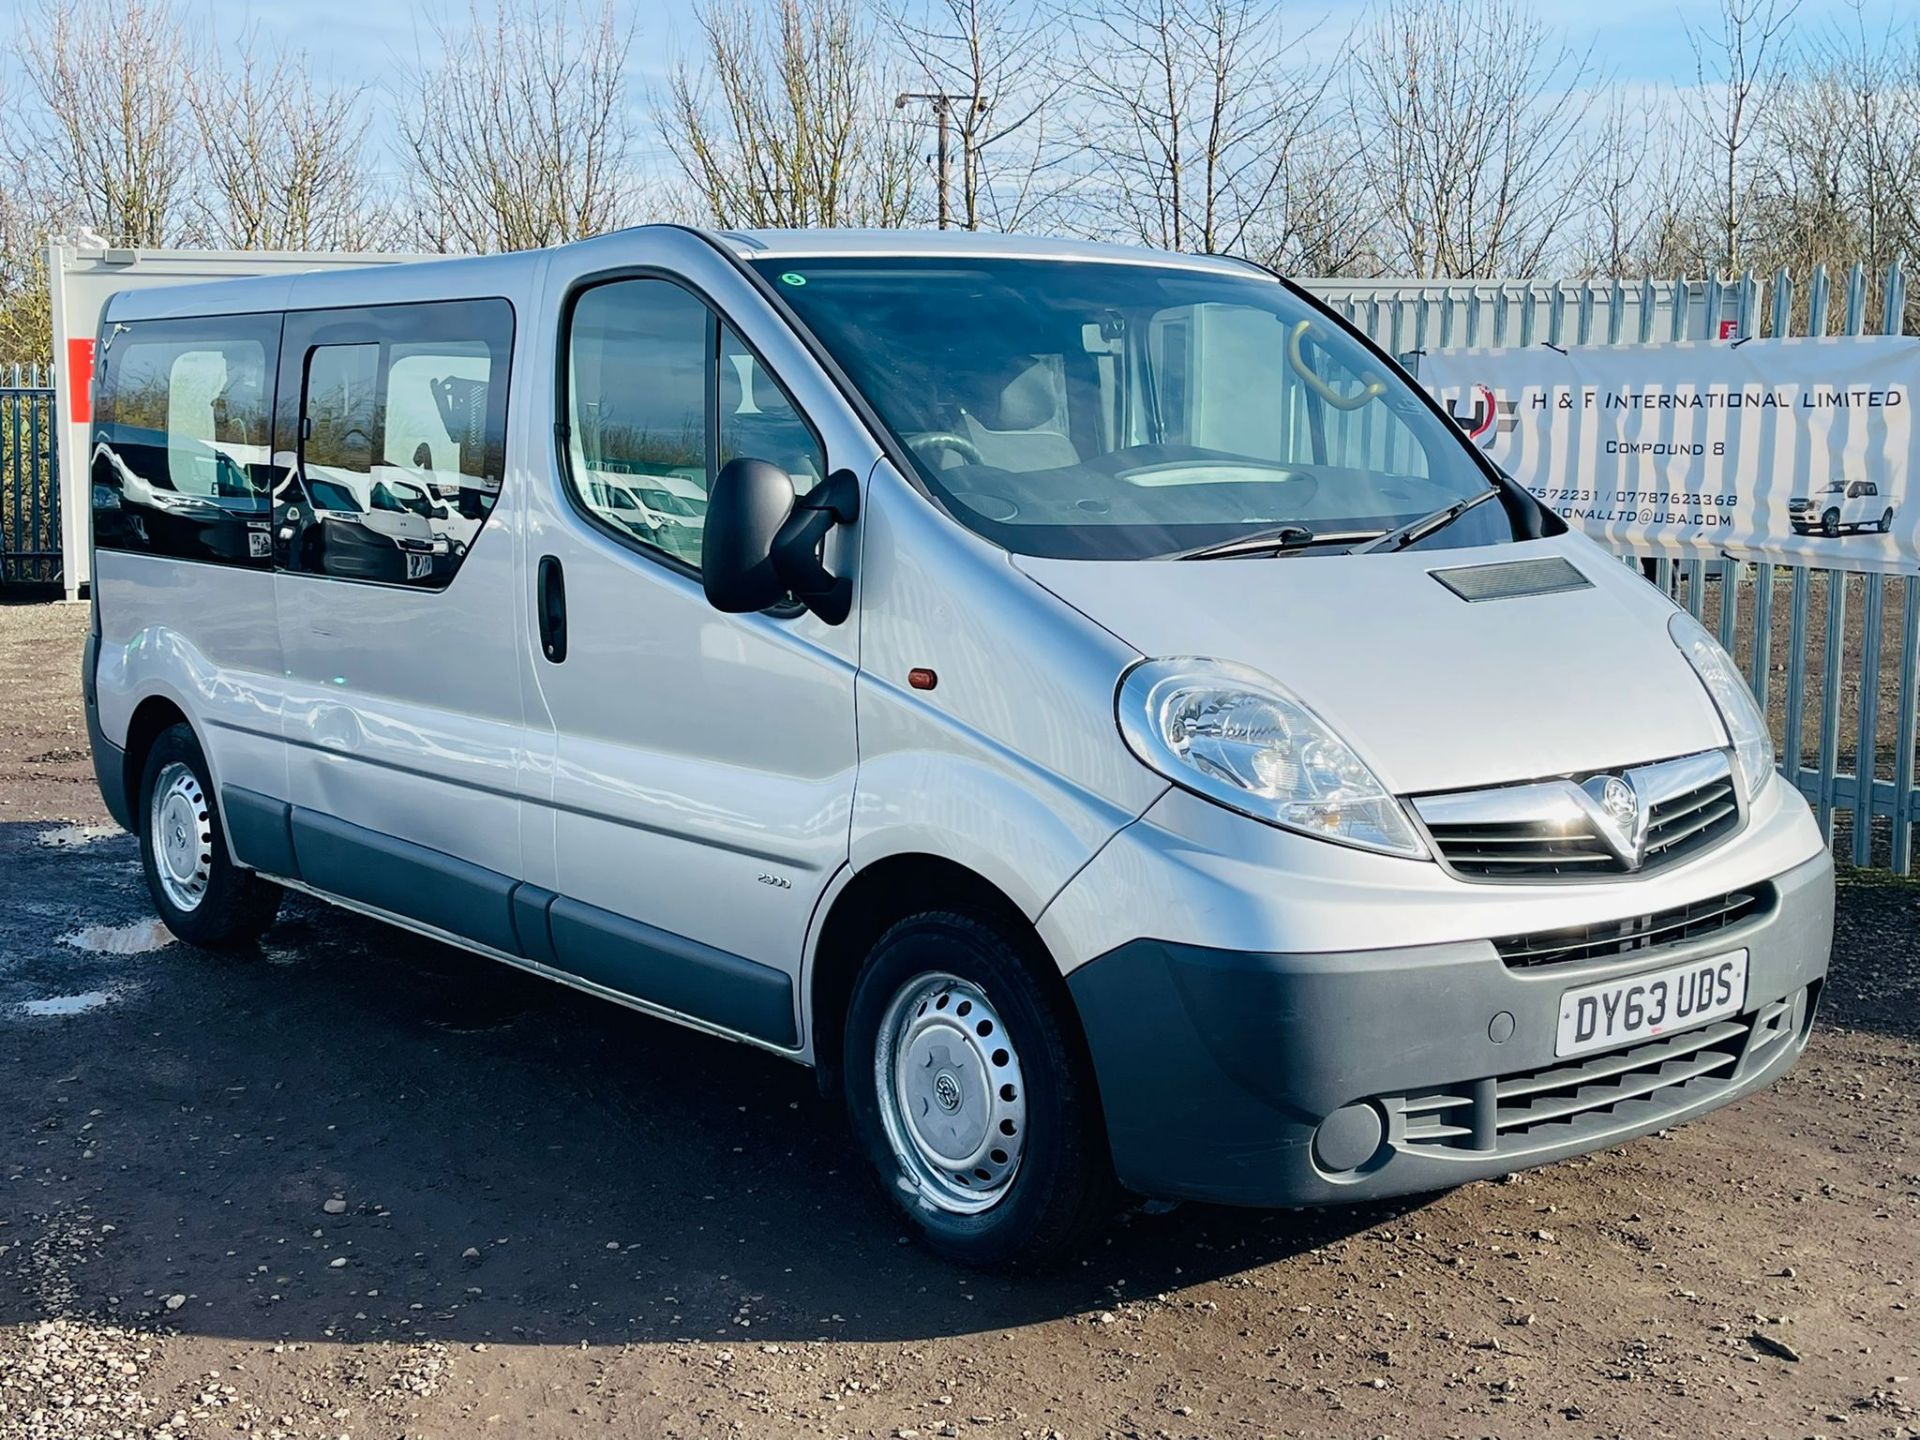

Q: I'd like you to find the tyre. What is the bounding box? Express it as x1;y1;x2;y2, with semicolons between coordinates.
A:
842;911;1115;1269
1880;509;1894;534
1823;509;1841;537
137;723;280;949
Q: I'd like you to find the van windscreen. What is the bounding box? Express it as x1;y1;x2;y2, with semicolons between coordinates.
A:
754;257;1512;561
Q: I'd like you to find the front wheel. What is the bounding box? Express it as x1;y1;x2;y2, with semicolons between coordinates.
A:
138;723;280;949
1880;509;1894;533
843;912;1115;1269
1823;509;1841;537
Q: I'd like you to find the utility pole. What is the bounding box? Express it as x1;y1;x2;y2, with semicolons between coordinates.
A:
895;91;984;229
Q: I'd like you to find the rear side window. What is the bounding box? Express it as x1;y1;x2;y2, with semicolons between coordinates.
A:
562;277;823;571
91;313;281;567
280;298;513;588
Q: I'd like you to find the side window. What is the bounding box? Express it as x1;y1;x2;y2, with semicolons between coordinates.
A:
304;344;379;479
283;299;512;588
565;279;710;567
720;325;825;493
92;314;279;567
564;278;825;571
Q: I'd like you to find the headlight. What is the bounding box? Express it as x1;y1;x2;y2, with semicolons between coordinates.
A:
1668;612;1775;801
1117;657;1426;858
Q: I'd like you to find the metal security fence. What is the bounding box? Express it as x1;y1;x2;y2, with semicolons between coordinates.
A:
1;362;58;586
1302;263;1920;874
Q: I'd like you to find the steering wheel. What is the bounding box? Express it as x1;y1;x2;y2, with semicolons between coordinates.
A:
1287;320;1387;411
904;430;985;467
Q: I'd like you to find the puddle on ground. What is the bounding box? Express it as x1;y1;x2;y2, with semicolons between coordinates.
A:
35;824;123;850
17;990;116;1017
58;920;175;956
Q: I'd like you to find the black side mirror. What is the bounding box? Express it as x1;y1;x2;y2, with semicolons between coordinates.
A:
703;459;861;624
703;457;795;614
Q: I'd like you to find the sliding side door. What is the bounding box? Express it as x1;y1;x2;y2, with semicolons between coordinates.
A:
264;298;532;951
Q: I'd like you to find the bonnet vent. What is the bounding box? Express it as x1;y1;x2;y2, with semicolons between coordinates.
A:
1430;556;1592;602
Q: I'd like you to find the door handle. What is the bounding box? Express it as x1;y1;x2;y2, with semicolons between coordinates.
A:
537;555;568;663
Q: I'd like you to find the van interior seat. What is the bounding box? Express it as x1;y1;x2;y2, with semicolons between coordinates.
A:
958;356;1079;473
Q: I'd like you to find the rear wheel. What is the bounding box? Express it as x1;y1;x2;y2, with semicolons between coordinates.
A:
843;911;1115;1269
138;724;280;949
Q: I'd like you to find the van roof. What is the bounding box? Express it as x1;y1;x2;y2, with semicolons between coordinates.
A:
101;225;1264;324
706;227;1263;274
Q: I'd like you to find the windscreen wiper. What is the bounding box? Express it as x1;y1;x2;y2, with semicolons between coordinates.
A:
1349;486;1500;555
1169;523;1331;561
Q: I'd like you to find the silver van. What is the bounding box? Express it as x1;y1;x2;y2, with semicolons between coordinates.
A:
83;229;1833;1267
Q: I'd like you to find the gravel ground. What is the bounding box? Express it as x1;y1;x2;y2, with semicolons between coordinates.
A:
1;597;1916;1440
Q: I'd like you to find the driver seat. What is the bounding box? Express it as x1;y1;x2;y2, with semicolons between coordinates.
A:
958;357;1079;472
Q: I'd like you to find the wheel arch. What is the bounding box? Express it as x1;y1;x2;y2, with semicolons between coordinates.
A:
120;693;193;828
806;852;1083;1094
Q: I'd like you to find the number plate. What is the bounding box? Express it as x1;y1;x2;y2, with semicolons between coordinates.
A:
1555;950;1749;1059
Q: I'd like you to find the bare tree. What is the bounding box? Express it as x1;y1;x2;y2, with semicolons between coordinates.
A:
1350;0;1597;279
397;0;636;253
1250;130;1382;277
1729;13;1920;327
7;0;194;247
666;0;918;229
885;0;1064;230
1070;0;1330;256
1686;0;1799;277
189;33;387;251
0;143;53;361
1572;93;1703;278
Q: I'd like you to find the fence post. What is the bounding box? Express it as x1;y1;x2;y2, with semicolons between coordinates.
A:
1808;265;1831;335
1894;578;1920;874
1818;574;1849;840
1856;575;1886;866
1785;567;1812;789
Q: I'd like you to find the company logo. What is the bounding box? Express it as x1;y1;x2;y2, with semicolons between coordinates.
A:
1600;776;1637;827
933;1071;963;1112
1446;384;1519;451
1581;773;1647;867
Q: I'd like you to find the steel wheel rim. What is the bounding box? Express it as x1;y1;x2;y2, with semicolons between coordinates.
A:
150;761;212;913
873;972;1028;1215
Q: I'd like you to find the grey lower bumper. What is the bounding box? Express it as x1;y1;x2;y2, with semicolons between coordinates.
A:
1067;849;1834;1208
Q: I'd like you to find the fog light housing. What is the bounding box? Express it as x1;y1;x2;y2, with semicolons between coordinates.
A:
1312;1101;1387;1174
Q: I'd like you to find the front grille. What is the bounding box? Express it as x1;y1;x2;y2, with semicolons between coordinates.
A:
1643;772;1741;865
1413;750;1743;881
1422;818;1618;878
1392;991;1804;1157
1494;884;1772;970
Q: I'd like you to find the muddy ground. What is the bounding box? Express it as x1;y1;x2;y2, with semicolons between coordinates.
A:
1;597;1915;1440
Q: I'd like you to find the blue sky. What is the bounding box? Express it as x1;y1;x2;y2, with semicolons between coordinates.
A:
4;0;1913;181
97;0;1920;90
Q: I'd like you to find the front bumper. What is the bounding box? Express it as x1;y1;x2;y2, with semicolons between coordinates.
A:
1065;847;1833;1207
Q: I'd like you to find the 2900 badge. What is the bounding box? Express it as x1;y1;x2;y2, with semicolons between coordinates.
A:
1555;950;1749;1059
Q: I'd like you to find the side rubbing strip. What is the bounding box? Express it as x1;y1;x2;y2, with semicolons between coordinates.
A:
288;808;521;957
547;897;798;1047
509;883;559;967
1430;556;1592;602
225;800;795;1049
222;787;298;878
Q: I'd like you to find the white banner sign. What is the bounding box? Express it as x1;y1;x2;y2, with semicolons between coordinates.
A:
1418;336;1919;573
